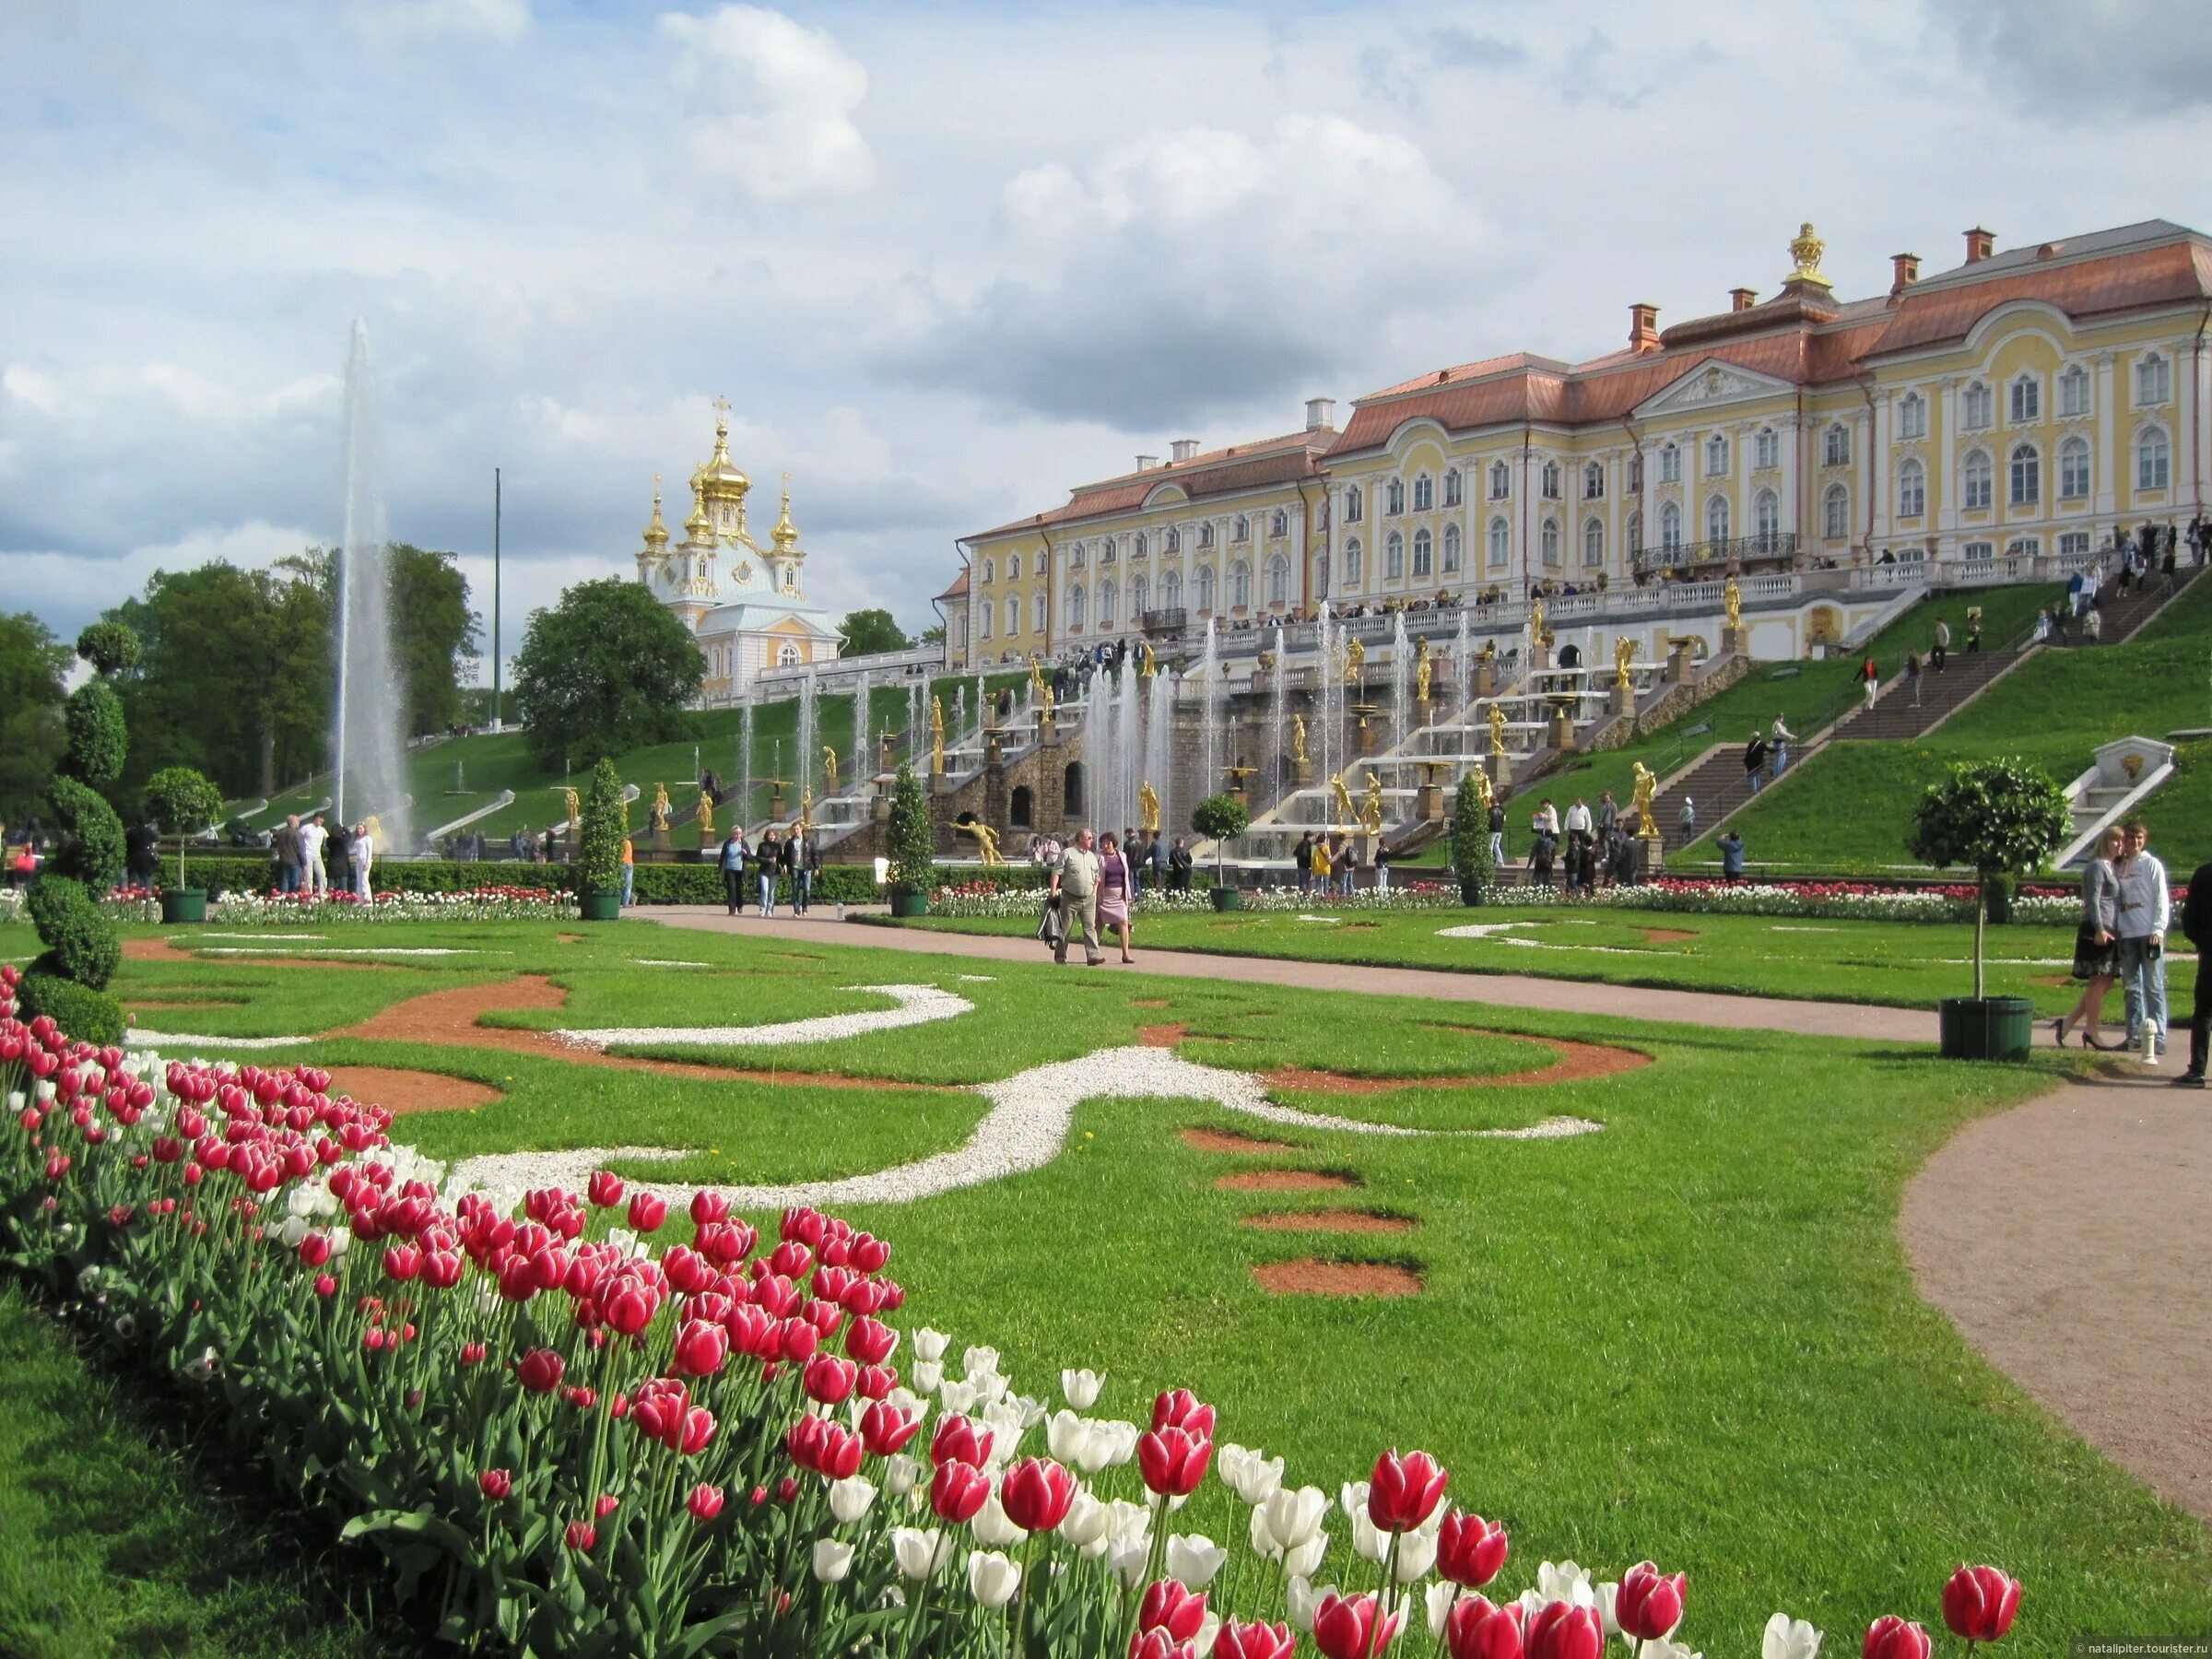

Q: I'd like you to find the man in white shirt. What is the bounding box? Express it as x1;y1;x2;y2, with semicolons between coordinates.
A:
1563;798;1594;840
1050;828;1104;967
299;813;328;895
2113;819;2171;1062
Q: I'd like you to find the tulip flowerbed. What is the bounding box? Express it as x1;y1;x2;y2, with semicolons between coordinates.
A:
928;884;1464;921
1;960;2042;1659
18;887;582;926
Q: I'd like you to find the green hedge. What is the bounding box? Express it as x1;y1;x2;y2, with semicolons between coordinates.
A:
27;877;119;990
50;777;126;893
18;967;124;1047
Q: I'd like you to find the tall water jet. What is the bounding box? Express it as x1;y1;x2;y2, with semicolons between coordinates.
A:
740;698;756;825
1389;613;1412;747
848;667;870;790
795;668;818;811
333;319;410;853
1144;667;1175;846
1316;603;1341;809
1267;623;1288;800
1077;665;1110;830
1113;662;1141;838
1196;618;1221;806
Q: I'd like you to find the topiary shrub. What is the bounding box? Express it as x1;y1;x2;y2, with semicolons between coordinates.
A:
75;621;142;679
1450;775;1496;906
17;966;125;1047
1908;756;2070;999
47;777;125;894
142;766;225;888
579;758;628;897
61;681;127;786
884;762;936;899
26;877;121;990
1190;793;1250;890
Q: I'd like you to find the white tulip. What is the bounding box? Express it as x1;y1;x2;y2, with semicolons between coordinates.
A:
1539;1561;1594;1605
1339;1481;1370;1522
890;1526;954;1581
1427;1581;1463;1638
1195;1611;1221;1655
939;1379;979;1416
967;1549;1021;1609
1217;1443;1285;1506
1092;1420;1139;1468
1103;1499;1151;1545
1248;1502;1278;1559
961;1345;1001;1380
325;1227;350;1256
1166;1533;1227;1590
971;1371;1011;1407
1596;1582;1620;1638
812;1538;854;1583
828;1476;877;1524
1046;1410;1087;1463
1287;1577;1338;1634
1643;1641;1702;1659
1350;1509;1387;1563
912;1327;949;1362
1765;1614;1823;1659
1395;1527;1438;1583
1110;1537;1152;1590
882;1453;923;1497
1062;1368;1104;1408
1282;1531;1329;1580
1265;1486;1329;1553
910;1360;944;1395
1063;1490;1112;1553
276;1215;312;1249
971;1493;1028;1549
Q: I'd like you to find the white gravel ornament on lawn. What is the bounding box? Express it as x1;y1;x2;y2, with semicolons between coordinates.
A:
555;982;973;1050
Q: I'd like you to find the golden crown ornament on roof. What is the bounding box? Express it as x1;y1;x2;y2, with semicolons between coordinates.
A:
1787;221;1830;288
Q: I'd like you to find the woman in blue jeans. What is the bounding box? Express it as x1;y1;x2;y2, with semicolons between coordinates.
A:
756;829;781;917
717;826;747;916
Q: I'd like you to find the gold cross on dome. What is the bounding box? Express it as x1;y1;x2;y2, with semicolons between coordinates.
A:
713;394;730;419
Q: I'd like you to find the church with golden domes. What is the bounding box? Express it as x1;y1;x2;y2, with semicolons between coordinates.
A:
634;400;841;701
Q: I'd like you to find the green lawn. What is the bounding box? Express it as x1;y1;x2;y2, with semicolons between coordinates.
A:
5;914;2201;1653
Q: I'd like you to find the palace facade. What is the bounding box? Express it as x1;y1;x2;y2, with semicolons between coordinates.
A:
634;404;841;699
947;218;2212;670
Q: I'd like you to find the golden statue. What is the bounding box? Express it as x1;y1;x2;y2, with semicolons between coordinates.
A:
822;746;840;794
1486;701;1508;757
560;787;581;837
1329;772;1358;827
1028;653;1047;703
1477;638;1497;665
1256;649;1275;673
649;782;671;832
1529;594;1551;648
695;788;714;838
1360;771;1384;836
1290;713;1308;765
1630;760;1660;841
1468;765;1494;814
954;819;1005;865
798;786;814;835
1613;636;1637;692
1786;221;1829;288
930;696;947;776
1137;640;1158;677
879;730;895;771
1138;781;1160;834
1723;576;1742;630
1414;638;1433;702
1344;636;1366;684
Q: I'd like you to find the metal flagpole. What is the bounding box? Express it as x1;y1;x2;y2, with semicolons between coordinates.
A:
491;467;502;731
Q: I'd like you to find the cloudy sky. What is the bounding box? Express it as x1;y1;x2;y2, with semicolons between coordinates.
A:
5;0;2209;674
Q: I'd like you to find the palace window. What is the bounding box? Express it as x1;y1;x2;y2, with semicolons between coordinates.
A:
2059;365;2090;418
1583;461;1605;500
1627;453;1643;492
1162;569;1182;609
1270;509;1288;538
1898;457;1926;518
1822;482;1849;540
2006;535;2041;559
2008;442;2041;507
1133;533;1147;558
1312;553;1330;595
1098;579;1116;628
1343;486;1363;524
1582;517;1604;566
778;641;801;666
1232;515;1248;544
1659;442;1681;484
1385;531;1406;580
2059;530;2091;558
982;558;995;583
1488;460;1512;500
1540;517;1560;566
1756;488;1782;544
1197;564;1218;609
1660;500;1682;549
1033;591;1047;631
1540;460;1561;499
1164;527;1180;554
1962;381;1994;429
1344;539;1363;583
1006;552;1021;580
1413;527;1433;577
1963;541;1994;560
1230;561;1252;609
1443;468;1463;507
1070;545;1086;570
1066;584;1086;629
1704;434;1730;477
1706;494;1731;542
1196;523;1214;550
2059;436;2091;499
1962;449;1994;511
1756;427;1780;469
1823;423;1851;467
1129;573;1147;616
1266;555;1289;606
2137;352;2172;406
2009;374;2041;425
1100;539;1116;563
1386;478;1406;515
1413;474;1433;512
1006;596;1021;636
1441;523;1463;572
1487;517;1510;567
979;604;994;641
1626;509;1642;552
2138;426;2171;490
1897;391;1927;440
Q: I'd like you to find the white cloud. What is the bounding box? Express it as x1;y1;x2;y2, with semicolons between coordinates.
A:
2;521;319;635
3;366;60;416
348;0;531;47
657;6;874;199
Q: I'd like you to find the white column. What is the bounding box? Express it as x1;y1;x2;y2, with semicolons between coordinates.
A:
1937;379;1959;551
2095;353;2119;517
1869;397;1889;547
1778;417;1801;554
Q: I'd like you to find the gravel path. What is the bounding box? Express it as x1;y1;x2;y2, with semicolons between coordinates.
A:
555;982;973;1050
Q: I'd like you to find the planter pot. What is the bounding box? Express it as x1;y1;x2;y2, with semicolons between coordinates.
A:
1209;886;1243;912
1937;995;2033;1062
579;891;623;923
888;889;930;919
159;888;207;924
1460;881;1486;907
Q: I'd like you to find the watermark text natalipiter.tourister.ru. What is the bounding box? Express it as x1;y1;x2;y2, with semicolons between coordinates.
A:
2072;1641;2212;1656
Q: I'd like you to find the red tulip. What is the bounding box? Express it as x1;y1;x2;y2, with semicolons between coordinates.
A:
478;1467;512;1499
1214;1620;1297;1659
564;1520;596;1552
860;1400;921;1456
675;1405;716;1455
1940;1567;2021;1644
1138;1579;1209;1641
605;1283;656;1336
313;1273;337;1297
931;1414;993;1468
298;1231;332;1267
1313;1591;1403;1659
1000;1456;1076;1533
627;1192;667;1231
929;1458;990;1524
845;1314;897;1364
1439;1512;1510;1588
1151;1387;1217;1438
517;1347;565;1394
1525;1602;1604;1659
594;1493;620;1519
1615;1561;1686;1642
802;1353;857;1405
689;1190;729;1227
422;1249;464;1289
1130;1632;1195;1659
1369;1448;1448;1533
673;1318;729;1377
587;1170;625;1208
1137;1426;1212;1496
856;1362;898;1400
1864;1618;1933;1659
688;1482;724;1523
1447;1596;1526;1659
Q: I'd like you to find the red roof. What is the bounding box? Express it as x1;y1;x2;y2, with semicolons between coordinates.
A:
969;428;1334;540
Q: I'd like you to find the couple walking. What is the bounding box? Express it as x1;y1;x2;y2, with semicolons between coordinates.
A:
1041;827;1136;966
2054;821;2171;1063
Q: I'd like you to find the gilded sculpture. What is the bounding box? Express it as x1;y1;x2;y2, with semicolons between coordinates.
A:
955;819;1005;865
1360;771;1384;836
560;788;581;838
1344;637;1365;684
1137;640;1158;677
1330;772;1358;827
1290;713;1308;765
1723;575;1743;630
822;746;839;794
1530;594;1551;648
1631;760;1660;841
1613;636;1637;692
1414;638;1433;702
1138;781;1160;835
930;696;946;776
695;787;713;838
1486;701;1508;757
649;782;671;832
1787;221;1828;287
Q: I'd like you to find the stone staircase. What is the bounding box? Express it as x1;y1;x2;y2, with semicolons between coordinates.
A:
1836;642;2030;740
2056;562;2201;646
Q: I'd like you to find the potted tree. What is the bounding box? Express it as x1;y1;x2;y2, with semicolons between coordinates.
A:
1451;775;1496;907
1908;756;2070;1061
576;758;628;922
142;766;224;924
884;761;936;918
1191;793;1251;911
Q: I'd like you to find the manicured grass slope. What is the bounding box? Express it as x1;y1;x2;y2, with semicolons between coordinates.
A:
42;916;2210;1652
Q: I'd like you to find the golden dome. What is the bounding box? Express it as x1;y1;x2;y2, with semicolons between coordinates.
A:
696;396;751;519
772;477;800;552
641;475;670;549
683;477;712;539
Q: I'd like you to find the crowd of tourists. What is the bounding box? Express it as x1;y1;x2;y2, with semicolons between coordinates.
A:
1034;826;1198;966
708;825;823;919
2051;818;2212;1085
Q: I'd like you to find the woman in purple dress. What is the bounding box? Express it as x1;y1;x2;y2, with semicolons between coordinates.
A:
1096;831;1136;964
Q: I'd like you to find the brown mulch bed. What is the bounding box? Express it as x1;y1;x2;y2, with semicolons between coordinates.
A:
1252;1259;1421;1296
1181;1127;1298;1154
1241;1210;1413;1234
1214;1170;1359;1193
1270;1030;1647;1095
327;1065;501;1115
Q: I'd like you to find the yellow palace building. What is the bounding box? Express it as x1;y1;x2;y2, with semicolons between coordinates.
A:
947;218;2212;670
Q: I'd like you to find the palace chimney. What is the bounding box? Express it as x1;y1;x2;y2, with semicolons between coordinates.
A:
1890;252;1921;294
1170;438;1200;463
1729;287;1757;312
1963;227;1995;263
1629;302;1660;352
1305;396;1335;430
1135;454;1159;471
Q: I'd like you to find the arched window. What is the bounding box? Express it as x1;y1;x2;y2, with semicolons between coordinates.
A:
1066;584;1086;629
1659;442;1681;484
1231;515;1248;544
1443;468;1463;506
1540;517;1560;566
1583;461;1605;500
1441;523;1462;572
1487;517;1510;568
1343;538;1363;584
1032;591;1047;631
1270;510;1288;538
2136;353;2172;406
2059;437;2091;499
1230;560;1252;609
979;604;994;641
1386;477;1406;514
1706;494;1731;543
2138;426;2171;489
1064;762;1084;815
1540;460;1561;499
2059;365;2089;418
1488;460;1512;500
1412;474;1433;512
1755;488;1781;544
1131;533;1147;559
2009;374;2040;425
1006;552;1022;580
982;558;995;583
1344;485;1364;523
1129;573;1148;617
1898;391;1927;440
1822;483;1849;540
1006;595;1021;636
1265;555;1289;606
1009;786;1033;829
1898;457;1926;518
1413;527;1433;577
1313;552;1330;595
1197;522;1214;549
1962;449;1994;511
1098;578;1117;628
2008;441;2040;507
1962;381;1993;429
1385;531;1406;580
1627;452;1644;492
1581;517;1604;566
1626;509;1642;552
1659;501;1681;549
1196;563;1218;610
1823;423;1851;466
1100;538;1116;563
1162;568;1183;609
1704;434;1730;477
1070;544;1086;570
777;641;801;666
